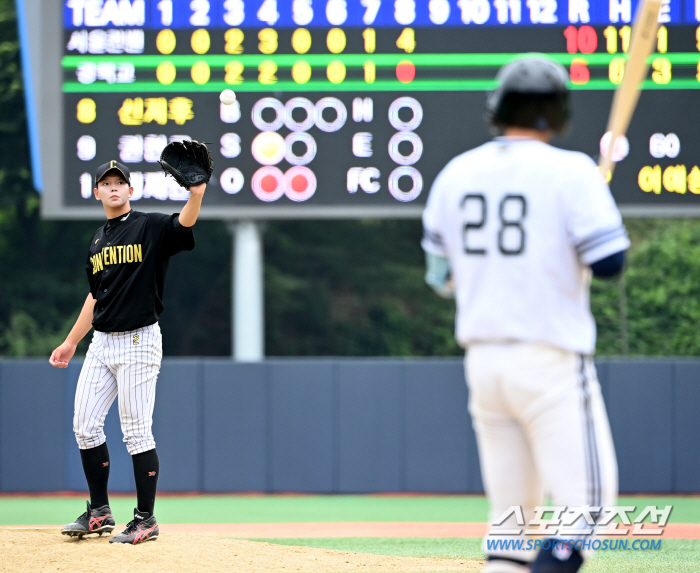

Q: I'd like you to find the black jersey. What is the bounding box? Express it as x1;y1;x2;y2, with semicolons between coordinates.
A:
85;210;194;333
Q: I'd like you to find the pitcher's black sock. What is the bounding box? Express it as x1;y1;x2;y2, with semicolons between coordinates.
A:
79;442;110;508
132;448;160;516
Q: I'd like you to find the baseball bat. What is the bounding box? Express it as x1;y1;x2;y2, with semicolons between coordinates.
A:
599;0;663;180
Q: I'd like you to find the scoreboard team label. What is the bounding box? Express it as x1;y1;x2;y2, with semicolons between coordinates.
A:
63;0;700;28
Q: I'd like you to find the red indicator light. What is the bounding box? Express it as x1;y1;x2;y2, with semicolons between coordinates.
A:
396;60;415;83
284;166;316;202
570;59;590;84
578;26;598;54
564;25;578;54
291;175;308;193
252;166;286;202
261;175;278;193
564;25;598;54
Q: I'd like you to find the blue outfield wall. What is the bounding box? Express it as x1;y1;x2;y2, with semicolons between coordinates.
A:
0;358;698;494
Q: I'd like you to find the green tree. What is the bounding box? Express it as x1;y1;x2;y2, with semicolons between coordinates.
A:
623;219;700;355
264;220;460;356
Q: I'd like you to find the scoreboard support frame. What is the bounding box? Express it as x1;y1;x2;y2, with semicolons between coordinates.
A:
229;220;265;361
18;0;64;205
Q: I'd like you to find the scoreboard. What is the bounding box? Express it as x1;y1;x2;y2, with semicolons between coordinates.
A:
35;1;700;217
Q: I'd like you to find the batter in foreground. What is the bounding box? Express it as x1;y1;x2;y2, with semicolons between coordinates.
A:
422;56;629;573
49;154;208;545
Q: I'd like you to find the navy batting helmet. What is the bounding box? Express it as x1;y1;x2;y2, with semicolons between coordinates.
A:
485;55;571;133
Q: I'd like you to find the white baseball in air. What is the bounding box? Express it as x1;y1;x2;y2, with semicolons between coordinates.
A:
220;89;237;105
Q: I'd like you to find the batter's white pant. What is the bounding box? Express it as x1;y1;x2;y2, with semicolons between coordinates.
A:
466;342;617;564
73;323;162;455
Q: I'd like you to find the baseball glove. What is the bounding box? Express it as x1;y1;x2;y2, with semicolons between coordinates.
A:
159;139;213;189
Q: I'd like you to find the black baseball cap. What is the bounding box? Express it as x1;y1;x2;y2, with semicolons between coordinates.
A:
95;160;131;186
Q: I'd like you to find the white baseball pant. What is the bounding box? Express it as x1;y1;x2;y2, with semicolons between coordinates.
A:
73;323;162;455
466;342;618;564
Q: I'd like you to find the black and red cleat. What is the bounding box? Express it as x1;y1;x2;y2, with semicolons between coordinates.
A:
61;500;115;538
109;509;159;545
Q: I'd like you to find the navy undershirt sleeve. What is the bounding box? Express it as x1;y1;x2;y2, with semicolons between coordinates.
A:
590;250;626;279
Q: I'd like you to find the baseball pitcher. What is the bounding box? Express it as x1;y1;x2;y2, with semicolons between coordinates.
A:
49;141;212;544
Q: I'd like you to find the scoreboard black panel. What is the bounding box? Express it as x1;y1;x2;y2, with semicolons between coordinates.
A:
60;0;700;218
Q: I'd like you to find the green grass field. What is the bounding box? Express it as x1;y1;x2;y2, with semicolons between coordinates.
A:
1;494;698;525
1;494;698;572
253;538;700;573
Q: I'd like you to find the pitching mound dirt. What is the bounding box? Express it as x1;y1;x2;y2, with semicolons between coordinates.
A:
0;529;481;573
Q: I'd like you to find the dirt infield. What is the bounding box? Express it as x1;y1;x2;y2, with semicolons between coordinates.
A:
0;529;481;573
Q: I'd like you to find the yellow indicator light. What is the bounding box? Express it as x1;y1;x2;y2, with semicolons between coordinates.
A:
77;98;96;123
225;61;244;84
292;60;312;83
292;28;312;54
364;60;376;83
156;29;176;55
608;57;625;84
327;28;346;54
396;28;415;54
363;28;376;54
657;26;667;54
619;26;631;53
327;59;346;84
603;26;617;53
191;29;210;54
651;57;671;84
156;61;176;84
191;61;210;84
225;28;244;54
259;60;278;84
259;29;278;54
